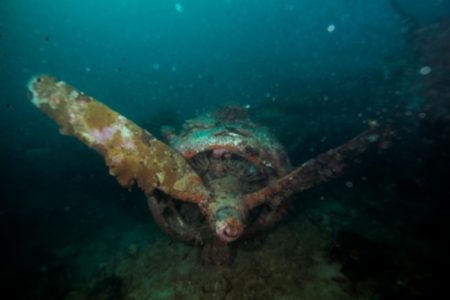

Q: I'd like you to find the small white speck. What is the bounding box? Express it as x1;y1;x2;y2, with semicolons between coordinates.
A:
175;2;184;13
153;63;160;70
171;65;177;72
320;196;325;200
244;104;251;109
327;24;335;32
64;206;71;212
85;67;91;72
419;66;431;75
418;112;427;119
345;181;353;188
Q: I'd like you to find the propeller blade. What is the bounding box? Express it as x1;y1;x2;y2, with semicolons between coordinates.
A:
244;125;393;209
28;75;209;203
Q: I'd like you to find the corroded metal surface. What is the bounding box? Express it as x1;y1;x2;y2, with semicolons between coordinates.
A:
244;125;392;210
29;75;390;265
169;106;293;178
28;75;209;203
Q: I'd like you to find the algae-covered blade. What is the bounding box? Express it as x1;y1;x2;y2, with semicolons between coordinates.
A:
27;75;209;203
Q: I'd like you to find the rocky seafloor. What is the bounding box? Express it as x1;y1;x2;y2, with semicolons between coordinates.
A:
24;176;443;300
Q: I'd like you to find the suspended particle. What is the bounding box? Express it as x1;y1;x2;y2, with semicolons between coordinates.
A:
419;66;431;75
327;24;335;32
345;181;353;188
175;2;184;13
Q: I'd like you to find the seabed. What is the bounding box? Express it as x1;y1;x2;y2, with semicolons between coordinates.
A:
24;177;433;300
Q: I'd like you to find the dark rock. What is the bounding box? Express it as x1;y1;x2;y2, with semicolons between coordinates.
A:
88;275;125;300
330;229;395;281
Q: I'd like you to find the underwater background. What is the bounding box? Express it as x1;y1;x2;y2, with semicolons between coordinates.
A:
1;0;450;299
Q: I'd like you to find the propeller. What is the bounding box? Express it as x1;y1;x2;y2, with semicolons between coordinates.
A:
27;75;210;204
244;124;393;210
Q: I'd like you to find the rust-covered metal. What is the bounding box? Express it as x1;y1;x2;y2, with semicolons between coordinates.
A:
28;75;209;203
169;106;293;179
244;124;393;210
29;76;390;265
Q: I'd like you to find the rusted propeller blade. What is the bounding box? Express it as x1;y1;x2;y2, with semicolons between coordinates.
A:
27;75;209;203
244;125;393;210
